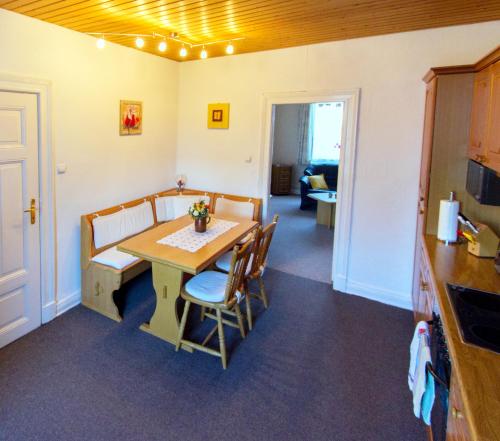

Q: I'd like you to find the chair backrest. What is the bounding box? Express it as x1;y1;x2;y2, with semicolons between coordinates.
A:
250;214;279;275
224;236;255;305
213;193;262;223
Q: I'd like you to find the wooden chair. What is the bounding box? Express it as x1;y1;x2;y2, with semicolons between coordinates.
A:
176;237;255;369
215;215;279;330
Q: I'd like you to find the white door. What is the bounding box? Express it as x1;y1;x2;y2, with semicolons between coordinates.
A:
0;91;41;348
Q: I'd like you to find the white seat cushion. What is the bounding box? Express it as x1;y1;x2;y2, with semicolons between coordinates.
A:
214;198;254;220
215;251;253;275
91;246;140;270
185;271;229;303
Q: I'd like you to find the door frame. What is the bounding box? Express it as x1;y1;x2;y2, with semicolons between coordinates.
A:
258;89;360;291
0;73;56;324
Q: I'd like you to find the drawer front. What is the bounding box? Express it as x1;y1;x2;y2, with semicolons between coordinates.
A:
446;377;471;441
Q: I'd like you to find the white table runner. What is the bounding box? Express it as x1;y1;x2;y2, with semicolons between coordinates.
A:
157;219;239;253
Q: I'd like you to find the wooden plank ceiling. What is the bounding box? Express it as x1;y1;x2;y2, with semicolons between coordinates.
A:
2;0;500;61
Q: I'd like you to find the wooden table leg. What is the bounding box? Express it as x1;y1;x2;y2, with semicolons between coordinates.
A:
140;262;193;352
316;201;336;229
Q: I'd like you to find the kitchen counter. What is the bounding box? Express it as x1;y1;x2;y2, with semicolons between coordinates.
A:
423;235;500;441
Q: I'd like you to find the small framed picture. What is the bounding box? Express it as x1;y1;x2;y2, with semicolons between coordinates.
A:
120;100;142;135
207;103;230;129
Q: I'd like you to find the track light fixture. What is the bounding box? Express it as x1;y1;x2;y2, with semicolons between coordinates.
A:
88;32;243;59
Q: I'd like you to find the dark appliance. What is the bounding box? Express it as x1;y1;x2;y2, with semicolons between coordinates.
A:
447;284;500;354
427;313;452;441
466;160;500;206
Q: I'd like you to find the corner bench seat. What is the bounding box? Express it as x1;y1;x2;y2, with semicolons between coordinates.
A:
81;197;158;322
81;188;262;322
91;246;140;270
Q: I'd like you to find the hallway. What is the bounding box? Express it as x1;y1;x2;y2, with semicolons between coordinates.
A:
267;195;334;284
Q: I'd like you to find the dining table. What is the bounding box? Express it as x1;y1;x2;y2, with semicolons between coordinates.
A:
118;214;258;351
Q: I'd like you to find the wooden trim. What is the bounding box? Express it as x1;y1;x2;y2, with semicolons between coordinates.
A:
475;44;500;71
423;45;500;83
423;65;475;83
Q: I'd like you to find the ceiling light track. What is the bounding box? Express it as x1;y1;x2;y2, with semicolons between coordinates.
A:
88;31;244;58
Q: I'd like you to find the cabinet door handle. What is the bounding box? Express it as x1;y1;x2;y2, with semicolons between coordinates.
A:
452;407;464;419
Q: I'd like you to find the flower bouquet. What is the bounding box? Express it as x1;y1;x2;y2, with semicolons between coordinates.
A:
188;200;211;233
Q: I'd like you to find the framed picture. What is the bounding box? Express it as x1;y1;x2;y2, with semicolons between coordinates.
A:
120;100;142;135
207;103;230;129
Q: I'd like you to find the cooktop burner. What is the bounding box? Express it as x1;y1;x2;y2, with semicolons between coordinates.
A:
446;284;500;354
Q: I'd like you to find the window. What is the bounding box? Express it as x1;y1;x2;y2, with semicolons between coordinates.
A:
309;102;344;163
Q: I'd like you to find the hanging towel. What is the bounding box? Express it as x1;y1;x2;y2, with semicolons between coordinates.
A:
408;321;432;419
421;369;435;425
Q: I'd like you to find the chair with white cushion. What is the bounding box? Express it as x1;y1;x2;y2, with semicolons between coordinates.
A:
176;237;255;369
215;215;278;330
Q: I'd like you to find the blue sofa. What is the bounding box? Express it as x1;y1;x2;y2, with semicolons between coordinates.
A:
299;162;339;210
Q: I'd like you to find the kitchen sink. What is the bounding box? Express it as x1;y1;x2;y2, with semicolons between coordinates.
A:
447;284;500;354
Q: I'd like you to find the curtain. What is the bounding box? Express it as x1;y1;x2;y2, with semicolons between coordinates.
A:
296;104;312;165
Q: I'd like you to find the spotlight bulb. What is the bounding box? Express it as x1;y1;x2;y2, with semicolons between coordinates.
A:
158;41;167;52
225;43;234;54
180;47;188;57
135;37;145;49
96;38;105;49
200;48;208;59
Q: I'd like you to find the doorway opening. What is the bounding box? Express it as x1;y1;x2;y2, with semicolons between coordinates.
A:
259;90;359;290
266;101;344;283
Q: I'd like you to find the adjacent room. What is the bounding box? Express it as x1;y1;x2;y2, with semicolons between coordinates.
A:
267;101;343;283
0;2;499;441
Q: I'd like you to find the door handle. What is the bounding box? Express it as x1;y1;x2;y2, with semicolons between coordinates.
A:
24;198;36;224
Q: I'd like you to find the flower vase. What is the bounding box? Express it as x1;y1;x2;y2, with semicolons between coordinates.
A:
194;217;208;233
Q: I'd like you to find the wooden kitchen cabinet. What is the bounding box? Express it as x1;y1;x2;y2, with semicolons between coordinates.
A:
468;60;500;174
412;243;434;323
446;376;472;441
484;61;500;172
468;67;491;163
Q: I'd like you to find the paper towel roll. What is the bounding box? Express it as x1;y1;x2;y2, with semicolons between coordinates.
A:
437;199;459;243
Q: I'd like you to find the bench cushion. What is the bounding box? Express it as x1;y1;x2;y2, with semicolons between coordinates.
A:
214;198;254;220
155;195;211;222
92;201;154;249
91;246;139;270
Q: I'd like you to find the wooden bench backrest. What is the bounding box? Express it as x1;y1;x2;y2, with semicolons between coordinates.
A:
151;188;216;215
81;196;158;267
81;189;261;270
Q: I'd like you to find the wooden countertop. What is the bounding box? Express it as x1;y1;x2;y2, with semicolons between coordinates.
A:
423;235;500;441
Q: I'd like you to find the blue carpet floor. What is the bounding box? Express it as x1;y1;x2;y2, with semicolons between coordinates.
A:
0;268;426;441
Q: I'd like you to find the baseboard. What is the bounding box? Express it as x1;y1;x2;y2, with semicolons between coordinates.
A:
344;279;412;311
56;290;81;317
41;301;57;324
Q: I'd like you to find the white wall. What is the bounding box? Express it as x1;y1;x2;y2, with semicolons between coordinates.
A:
0;9;179;315
272;104;302;193
176;22;500;309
